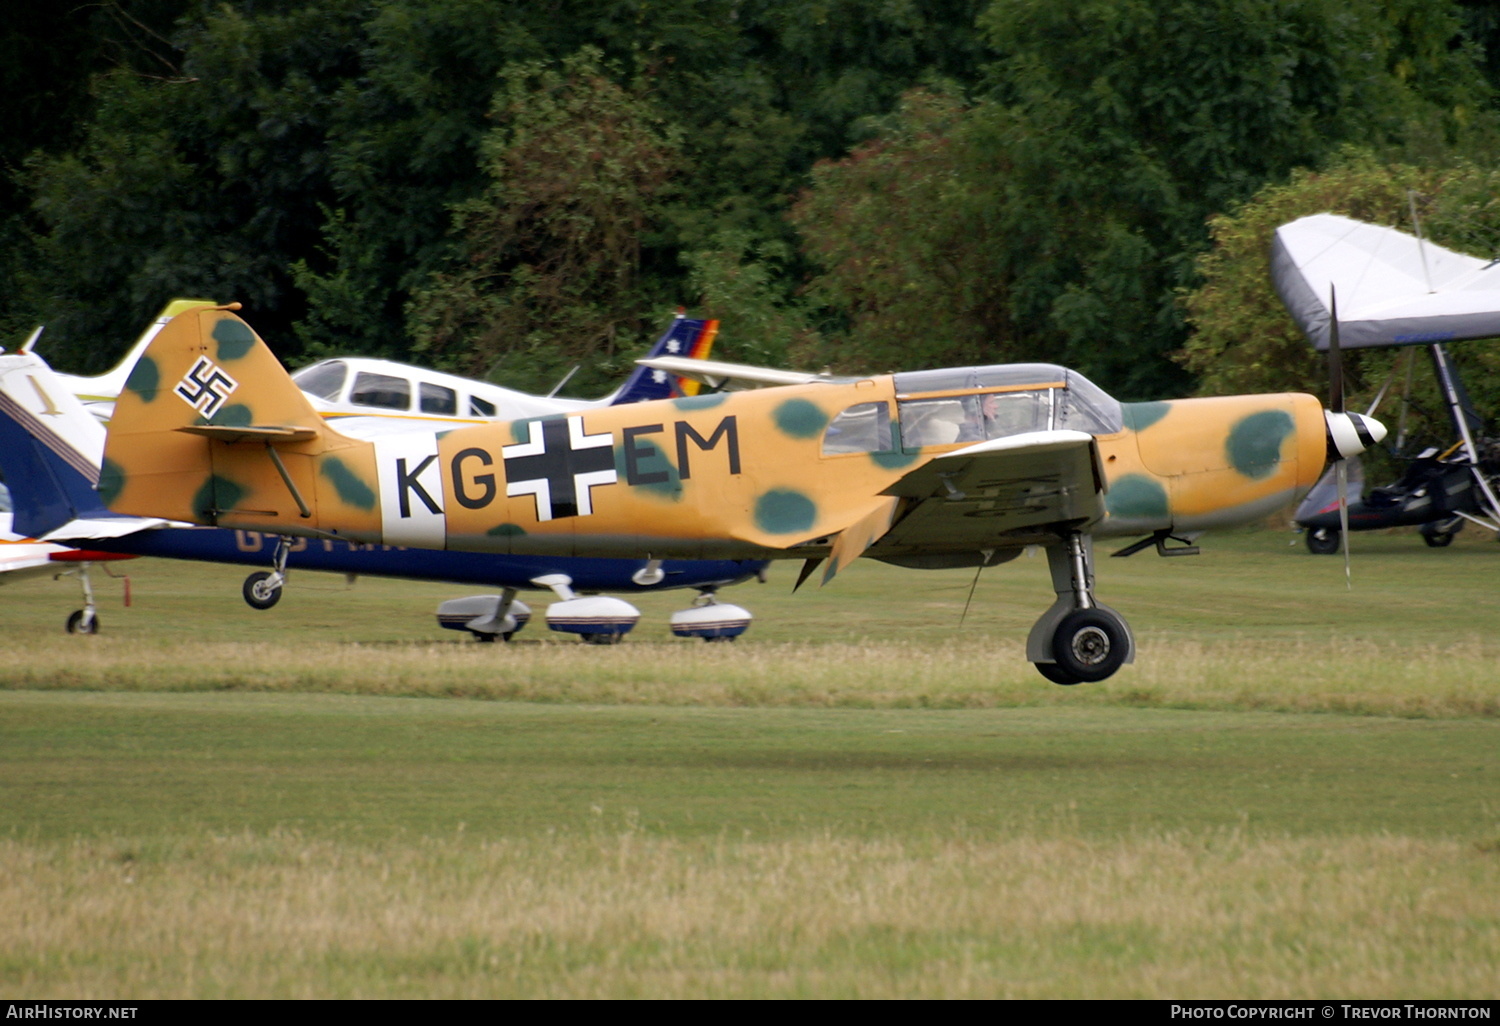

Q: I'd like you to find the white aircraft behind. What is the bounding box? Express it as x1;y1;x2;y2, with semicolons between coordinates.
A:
43;300;718;434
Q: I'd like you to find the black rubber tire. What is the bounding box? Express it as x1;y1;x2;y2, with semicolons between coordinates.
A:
1035;661;1082;686
1051;608;1129;684
1422;531;1455;548
242;571;283;610
1306;528;1340;556
66;609;98;635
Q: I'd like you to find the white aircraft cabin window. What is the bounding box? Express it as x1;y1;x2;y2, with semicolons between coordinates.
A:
350;371;412;411
469;395;497;417
822;402;893;455
419;382;457;416
290;360;348;401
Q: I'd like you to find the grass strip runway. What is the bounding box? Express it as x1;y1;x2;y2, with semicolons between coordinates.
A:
1;693;1496;998
1;527;1497;996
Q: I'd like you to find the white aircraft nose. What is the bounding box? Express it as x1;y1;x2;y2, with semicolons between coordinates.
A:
1325;410;1388;460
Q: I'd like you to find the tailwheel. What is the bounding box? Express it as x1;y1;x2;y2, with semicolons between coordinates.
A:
242;571;283;610
66;609;99;635
1306;528;1340;555
1050;608;1129;684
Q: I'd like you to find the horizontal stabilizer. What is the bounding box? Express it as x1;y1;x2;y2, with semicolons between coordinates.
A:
42;516;170;543
177;424;320;444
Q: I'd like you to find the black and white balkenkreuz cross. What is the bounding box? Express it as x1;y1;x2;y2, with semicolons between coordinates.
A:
174;356;239;417
503;416;617;521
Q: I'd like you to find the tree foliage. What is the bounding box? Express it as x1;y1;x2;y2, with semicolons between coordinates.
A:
1180;154;1500;447
2;0;1499;408
406;50;681;396
786;0;1496;396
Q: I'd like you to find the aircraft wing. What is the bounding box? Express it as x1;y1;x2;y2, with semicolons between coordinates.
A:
636;355;850;391
1272;213;1500;351
874;430;1106;554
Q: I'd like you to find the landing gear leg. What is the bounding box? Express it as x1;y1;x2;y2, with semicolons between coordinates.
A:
1026;531;1134;685
467;588;521;642
64;562;99;634
243;536;290;610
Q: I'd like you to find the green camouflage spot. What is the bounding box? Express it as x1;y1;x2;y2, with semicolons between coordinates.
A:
320;458;376;511
96;459;126;506
774;398;828;439
1227;410;1294;480
673;392;727;411
487;523;528;537
209;403;253;427
872;449;919;470
192;475;246;518
1105;474;1169;519
123;356;159;402
615;439;681;499
212;318;256;361
1122;401;1171;432
754;489;817;534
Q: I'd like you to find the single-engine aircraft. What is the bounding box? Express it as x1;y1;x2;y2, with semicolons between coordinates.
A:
0;348;763;639
97;305;1386;683
1272;212;1500;552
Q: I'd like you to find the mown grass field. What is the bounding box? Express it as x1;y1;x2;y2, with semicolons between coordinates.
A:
1;526;1497;997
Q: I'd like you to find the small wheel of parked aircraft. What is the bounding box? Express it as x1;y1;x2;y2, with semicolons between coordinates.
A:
1305;528;1340;555
242;571;283;610
703;635;735;643
1051;608;1129;683
1034;661;1082;686
66;609;98;635
468;630;515;643
582;632;625;645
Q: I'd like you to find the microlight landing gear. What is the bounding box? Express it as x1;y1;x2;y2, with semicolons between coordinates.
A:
1026;532;1134;685
242;536;290;610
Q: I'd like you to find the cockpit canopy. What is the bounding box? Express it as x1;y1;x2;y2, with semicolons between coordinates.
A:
891;364;1121;448
822;363;1121;455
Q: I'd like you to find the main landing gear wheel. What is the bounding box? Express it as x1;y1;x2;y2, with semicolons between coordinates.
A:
66;609;98;635
1306;528;1340;555
1050;608;1129;684
1035;661;1081;686
242;571;284;610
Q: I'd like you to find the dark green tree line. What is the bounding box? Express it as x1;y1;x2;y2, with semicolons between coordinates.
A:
3;0;1499;405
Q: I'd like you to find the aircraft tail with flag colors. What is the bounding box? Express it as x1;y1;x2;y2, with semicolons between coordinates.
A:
605;312;718;404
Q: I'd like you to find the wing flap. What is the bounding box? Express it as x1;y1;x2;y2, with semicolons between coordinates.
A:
875;430;1105;554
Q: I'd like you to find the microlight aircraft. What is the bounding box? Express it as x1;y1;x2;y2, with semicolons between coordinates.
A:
1272;212;1500;553
100;305;1386;683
